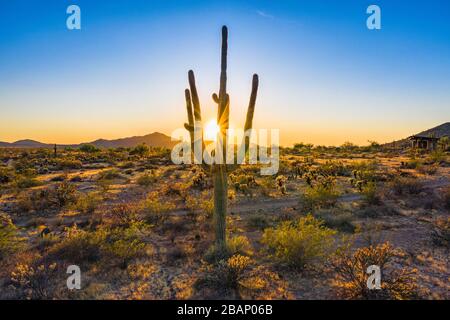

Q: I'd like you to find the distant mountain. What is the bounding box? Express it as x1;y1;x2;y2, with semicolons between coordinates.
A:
385;122;450;148
414;122;450;138
86;132;177;149
0;132;177;149
0;139;52;148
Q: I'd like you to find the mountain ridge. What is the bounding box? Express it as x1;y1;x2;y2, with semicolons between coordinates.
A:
0;132;177;149
385;122;450;148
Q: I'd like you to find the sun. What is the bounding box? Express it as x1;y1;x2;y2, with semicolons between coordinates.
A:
204;119;220;141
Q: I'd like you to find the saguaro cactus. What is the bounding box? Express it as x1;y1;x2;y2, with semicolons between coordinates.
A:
183;26;259;253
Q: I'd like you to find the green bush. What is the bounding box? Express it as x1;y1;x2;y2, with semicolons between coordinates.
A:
313;209;355;233
97;169;122;180
14;175;41;189
300;184;340;211
246;214;270;230
361;181;381;205
0;214;24;260
136;171;158;187
130;144;149;157
51;223;147;267
55;158;82;170
141;192;175;224
80;144;100;153
227;235;253;256
75;192;101;214
261;215;337;269
53;181;78;207
0;167;15;184
390;177;423;195
197;254;252;291
17;182;78;213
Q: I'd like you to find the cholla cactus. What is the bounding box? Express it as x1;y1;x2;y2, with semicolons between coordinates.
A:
183;26;259;253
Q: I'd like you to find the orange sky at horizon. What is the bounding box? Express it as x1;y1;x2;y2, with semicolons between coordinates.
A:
0;116;440;147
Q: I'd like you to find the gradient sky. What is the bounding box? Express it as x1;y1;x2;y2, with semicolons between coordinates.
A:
1;0;449;146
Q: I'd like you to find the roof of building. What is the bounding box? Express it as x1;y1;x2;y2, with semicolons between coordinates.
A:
408;135;440;141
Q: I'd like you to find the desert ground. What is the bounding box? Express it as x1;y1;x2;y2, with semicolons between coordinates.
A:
0;143;448;300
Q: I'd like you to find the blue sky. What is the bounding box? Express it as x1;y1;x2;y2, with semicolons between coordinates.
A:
0;0;449;145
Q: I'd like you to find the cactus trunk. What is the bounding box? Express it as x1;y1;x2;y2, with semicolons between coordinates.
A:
213;164;227;250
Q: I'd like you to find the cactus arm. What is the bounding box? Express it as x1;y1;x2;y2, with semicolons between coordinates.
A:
184;88;195;144
243;74;259;152
188;70;202;123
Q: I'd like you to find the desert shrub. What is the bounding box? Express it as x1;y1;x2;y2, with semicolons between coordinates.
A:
13;158;35;175
130;144;149;157
431;217;450;247
53;181;78;207
142;192;175;224
428;150;445;164
109;203;140;227
443;186;450;209
261;215;337;269
79;144;100;153
15;189;50;213
74;192;101;214
185;192;214;218
165;246;188;265
361;181;381;205
300;182;340;211
10;262;59;299
162;182;187;197
14;175;41;189
37;232;59;249
400;159;421;169
95;178;112;193
97;169;122;180
246;214;270;230
51;223;147;267
390;177;423;195
0;213;25;259
55;158;82;170
227;235;253;256
313;209;355;233
317;160;350;177
331;243;418;299
118;161;134;169
105;237;146;268
15;182;77;213
197;254;252;292
0;167;15;184
102;223;148;267
257;176;273;196
136;170;158;187
417;164;438;175
50;224;106;263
